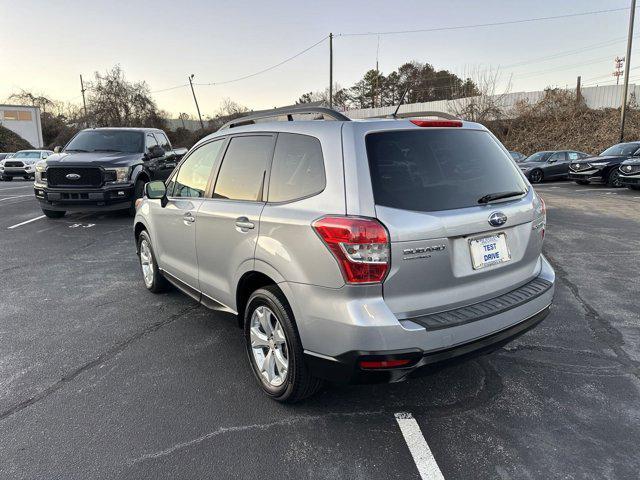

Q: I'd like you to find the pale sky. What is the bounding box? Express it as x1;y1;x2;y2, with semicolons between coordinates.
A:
0;0;636;118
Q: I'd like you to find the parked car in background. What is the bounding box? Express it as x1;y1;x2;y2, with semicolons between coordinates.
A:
519;150;589;183
618;159;640;190
568;142;640;187
33;127;187;218
133;106;554;402
0;152;14;161
0;149;53;181
509;151;526;162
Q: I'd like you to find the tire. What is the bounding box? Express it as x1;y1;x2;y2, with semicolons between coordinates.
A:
244;286;323;403
607;169;623;188
42;209;65;218
128;179;146;217
575;180;590;185
528;169;544;184
137;230;169;293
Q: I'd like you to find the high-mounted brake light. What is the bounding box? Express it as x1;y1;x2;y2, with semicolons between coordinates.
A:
410;119;463;128
312;216;390;284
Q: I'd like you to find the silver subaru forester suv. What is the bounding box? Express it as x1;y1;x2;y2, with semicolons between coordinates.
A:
134;106;554;402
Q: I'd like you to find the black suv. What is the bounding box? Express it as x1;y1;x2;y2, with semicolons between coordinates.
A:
34;127;186;218
568;142;640;187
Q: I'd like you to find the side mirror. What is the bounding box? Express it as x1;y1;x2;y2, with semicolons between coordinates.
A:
54;146;62;153
145;181;167;207
146;145;165;159
548;158;557;163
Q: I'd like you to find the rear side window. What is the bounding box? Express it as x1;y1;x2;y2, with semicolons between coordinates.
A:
213;136;273;201
365;129;527;212
268;133;325;202
171;140;224;198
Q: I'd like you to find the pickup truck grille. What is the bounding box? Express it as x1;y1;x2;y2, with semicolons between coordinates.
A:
4;161;24;167
47;167;103;188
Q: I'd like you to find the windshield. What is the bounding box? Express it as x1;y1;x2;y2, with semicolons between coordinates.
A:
366;129;527;212
65;130;144;153
523;151;552;163
13;151;42;159
600;143;640;157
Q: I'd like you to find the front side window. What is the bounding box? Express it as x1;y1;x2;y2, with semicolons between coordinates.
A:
146;133;159;151
213;136;273;201
366;129;527;212
548;152;566;162
268;133;325;202
172;140;224;198
65;130;144;153
155;132;171;151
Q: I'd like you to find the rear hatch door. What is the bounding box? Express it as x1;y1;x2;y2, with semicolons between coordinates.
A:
364;127;544;318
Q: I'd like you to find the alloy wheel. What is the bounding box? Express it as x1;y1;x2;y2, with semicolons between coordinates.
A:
140;239;154;288
530;170;543;183
249;305;289;387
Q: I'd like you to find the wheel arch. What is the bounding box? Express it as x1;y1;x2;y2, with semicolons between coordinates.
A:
133;221;148;253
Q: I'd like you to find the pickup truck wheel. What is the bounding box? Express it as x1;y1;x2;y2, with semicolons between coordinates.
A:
137;230;168;293
42;209;65;218
129;179;146;217
244;286;323;403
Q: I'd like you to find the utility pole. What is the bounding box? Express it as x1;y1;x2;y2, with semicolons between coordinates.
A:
79;74;88;127
329;33;333;108
576;76;582;104
620;0;636;142
613;56;625;85
188;74;204;129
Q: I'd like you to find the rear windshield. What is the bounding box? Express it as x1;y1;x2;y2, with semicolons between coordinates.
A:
365;129;527;212
65;130;144;153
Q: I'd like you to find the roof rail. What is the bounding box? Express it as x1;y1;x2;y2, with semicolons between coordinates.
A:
387;110;460;121
219;103;351;130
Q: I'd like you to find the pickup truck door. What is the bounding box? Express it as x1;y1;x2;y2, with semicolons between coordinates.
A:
152;138;226;290
154;131;179;179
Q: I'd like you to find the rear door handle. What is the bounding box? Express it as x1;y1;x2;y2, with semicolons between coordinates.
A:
235;217;255;230
183;212;195;225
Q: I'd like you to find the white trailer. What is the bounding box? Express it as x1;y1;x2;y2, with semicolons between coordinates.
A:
0;104;43;148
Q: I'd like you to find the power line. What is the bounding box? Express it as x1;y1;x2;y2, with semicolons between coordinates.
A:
196;35;328;86
151;83;189;93
337;7;633;37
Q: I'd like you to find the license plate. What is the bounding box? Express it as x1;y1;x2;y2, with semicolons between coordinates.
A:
469;233;511;270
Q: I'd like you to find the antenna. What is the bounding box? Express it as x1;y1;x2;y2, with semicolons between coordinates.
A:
392;86;411;118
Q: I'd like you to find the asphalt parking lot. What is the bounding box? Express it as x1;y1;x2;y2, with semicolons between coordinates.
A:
0;179;639;479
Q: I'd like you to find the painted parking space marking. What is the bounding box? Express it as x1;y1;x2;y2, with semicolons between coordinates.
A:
0;194;31;201
395;412;445;480
7;215;46;229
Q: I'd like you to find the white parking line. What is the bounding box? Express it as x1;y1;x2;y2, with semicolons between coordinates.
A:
7;215;46;229
0;194;31;201
395;412;445;480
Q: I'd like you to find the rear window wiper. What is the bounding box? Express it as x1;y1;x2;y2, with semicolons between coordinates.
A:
478;190;526;204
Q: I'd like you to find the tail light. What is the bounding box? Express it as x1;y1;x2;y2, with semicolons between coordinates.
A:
312;216;390;284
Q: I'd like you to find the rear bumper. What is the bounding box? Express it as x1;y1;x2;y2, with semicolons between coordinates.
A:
305;306;550;384
35;183;134;211
288;254;555;384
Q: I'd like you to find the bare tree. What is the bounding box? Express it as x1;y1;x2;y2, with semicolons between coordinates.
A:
449;68;512;123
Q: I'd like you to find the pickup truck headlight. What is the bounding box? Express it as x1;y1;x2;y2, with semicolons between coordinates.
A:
34;161;47;185
105;167;130;184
